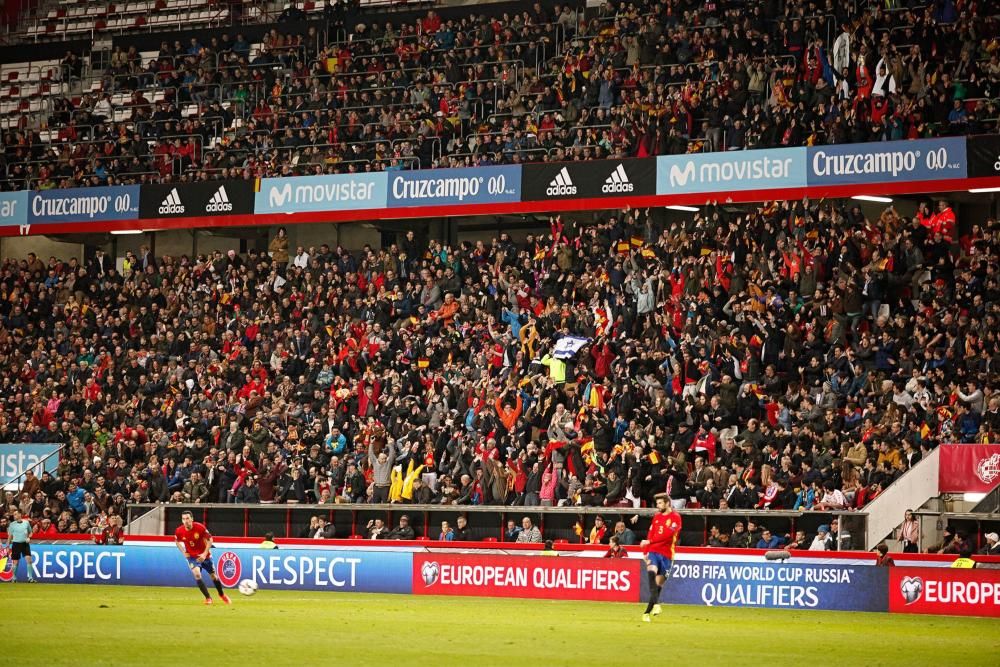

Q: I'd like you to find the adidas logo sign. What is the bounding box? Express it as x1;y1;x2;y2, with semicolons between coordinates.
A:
602;163;634;193
158;188;185;215
206;185;233;213
546;167;577;196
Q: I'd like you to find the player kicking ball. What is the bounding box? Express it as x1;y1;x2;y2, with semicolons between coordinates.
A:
640;493;682;622
174;511;231;605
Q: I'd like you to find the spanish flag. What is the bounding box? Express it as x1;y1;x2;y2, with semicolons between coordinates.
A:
649;450;662;465
617;241;630;254
630;236;644;248
582;382;606;410
641;248;656;259
920;422;931;439
417;358;430;369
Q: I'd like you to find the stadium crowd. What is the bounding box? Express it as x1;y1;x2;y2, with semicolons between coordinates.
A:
1;191;998;547
3;0;1000;190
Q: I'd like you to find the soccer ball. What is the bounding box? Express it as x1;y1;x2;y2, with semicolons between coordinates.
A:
238;579;259;596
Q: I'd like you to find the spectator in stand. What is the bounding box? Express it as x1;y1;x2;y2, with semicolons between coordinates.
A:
756;528;785;549
2;194;999;541
366;518;389;540
604;535;628;558
810;525;832;551
979;533;1000;556
897;510;920;553
452;515;471;541
814;481;848;511
5;0;999;192
504;519;521;543
730;522;750;549
875;543;895;566
387;514;415;541
784;530;809;550
516;517;542;543
588;516;608;544
706;525;726;548
613;520;637;546
438;521;454;541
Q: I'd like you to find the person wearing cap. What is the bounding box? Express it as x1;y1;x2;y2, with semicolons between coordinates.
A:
979;532;1000;556
387;514;415;540
809;525;832;551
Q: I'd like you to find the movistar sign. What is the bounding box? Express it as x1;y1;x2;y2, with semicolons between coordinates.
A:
255;174;387;213
657;148;807;195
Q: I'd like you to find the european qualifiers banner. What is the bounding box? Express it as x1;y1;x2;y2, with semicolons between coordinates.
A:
890;567;1000;617
967;133;1000;179
412;552;642;602
387;165;522;207
522;159;657;202
28;185;140;224
139;180;255;219
660;559;889;612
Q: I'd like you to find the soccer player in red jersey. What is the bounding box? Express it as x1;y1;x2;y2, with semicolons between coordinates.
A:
174;511;231;605
640;493;682;622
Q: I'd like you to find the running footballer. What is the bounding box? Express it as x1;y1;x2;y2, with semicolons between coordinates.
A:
174;511;231;605
640;493;682;622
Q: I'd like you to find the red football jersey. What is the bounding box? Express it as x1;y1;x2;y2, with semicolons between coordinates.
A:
175;521;212;558
644;510;682;558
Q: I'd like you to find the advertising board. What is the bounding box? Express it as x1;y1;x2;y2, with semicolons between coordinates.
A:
412;553;641;602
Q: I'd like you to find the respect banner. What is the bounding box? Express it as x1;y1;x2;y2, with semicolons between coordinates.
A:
0;543;413;593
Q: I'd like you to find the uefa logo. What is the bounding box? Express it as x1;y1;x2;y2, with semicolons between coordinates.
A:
217;551;242;588
421;561;440;586
900;576;924;604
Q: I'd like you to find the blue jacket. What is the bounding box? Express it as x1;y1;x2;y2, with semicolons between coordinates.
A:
756;535;785;549
67;487;86;513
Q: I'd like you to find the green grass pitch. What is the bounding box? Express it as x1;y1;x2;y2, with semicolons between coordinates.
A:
2;584;997;666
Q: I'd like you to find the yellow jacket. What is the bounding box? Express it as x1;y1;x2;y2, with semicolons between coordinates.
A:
401;461;425;501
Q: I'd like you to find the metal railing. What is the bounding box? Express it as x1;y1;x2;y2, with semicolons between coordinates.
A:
126;501;868;549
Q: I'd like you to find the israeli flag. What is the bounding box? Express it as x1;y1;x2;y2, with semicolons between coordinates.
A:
553;336;590;359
